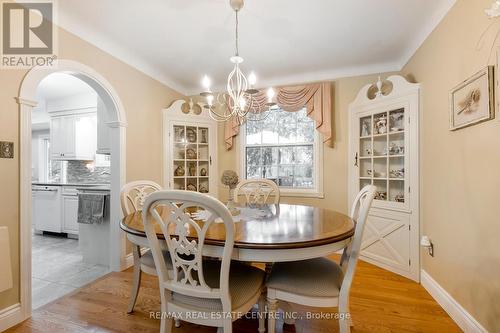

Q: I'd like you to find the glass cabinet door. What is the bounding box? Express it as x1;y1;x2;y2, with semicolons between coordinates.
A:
172;124;211;194
358;108;406;205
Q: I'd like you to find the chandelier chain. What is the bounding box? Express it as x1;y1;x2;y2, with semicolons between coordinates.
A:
235;10;239;56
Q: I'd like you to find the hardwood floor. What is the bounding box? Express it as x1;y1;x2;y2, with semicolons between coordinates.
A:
7;256;461;333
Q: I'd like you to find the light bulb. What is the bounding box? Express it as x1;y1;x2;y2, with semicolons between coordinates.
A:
238;97;247;109
266;87;275;102
202;75;211;90
248;72;257;86
206;94;214;106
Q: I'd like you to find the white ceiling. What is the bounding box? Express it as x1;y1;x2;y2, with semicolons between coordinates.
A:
32;73;96;128
57;0;456;95
36;73;95;101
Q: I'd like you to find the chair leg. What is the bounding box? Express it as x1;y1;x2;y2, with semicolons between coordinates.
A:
222;318;232;333
127;245;142;314
160;289;172;333
267;297;278;333
258;294;266;333
339;293;351;333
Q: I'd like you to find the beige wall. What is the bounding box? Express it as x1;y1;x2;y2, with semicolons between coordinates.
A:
402;0;500;331
0;27;184;310
215;73;393;213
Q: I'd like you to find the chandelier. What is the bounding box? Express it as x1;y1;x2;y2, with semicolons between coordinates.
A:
200;0;276;122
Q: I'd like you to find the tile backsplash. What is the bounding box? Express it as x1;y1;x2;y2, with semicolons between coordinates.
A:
66;160;111;184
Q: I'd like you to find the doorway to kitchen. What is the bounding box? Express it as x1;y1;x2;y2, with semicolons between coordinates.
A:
16;60;127;322
30;72;113;309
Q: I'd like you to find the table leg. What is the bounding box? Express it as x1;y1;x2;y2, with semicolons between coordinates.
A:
279;301;296;326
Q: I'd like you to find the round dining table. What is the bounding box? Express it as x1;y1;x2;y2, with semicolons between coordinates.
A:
120;203;355;263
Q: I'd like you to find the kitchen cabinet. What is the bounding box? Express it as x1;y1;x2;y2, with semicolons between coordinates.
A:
62;187;79;235
50;112;97;160
33;185;62;233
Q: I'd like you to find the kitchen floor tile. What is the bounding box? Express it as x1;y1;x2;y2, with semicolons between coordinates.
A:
31;232;109;310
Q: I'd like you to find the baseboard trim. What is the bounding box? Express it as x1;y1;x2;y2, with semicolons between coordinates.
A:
0;303;23;332
121;247;148;271
421;270;488;333
121;252;135;270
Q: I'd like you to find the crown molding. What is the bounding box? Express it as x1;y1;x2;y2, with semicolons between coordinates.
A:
185;61;401;96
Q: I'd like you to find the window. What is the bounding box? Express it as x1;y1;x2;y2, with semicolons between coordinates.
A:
242;107;323;196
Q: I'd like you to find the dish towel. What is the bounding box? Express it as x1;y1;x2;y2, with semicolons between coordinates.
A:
77;193;109;224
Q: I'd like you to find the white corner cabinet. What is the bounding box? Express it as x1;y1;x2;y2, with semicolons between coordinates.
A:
348;75;420;282
163;99;218;197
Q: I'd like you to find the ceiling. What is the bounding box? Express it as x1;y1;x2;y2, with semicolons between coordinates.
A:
32;73;96;129
36;73;95;101
57;0;456;95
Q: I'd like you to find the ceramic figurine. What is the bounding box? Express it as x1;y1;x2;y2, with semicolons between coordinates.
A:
395;193;404;203
375;191;387;200
361;122;370;137
186;148;197;159
200;168;207;176
174;165;185;176
189;164;196;176
376;115;387;134
200;129;208;143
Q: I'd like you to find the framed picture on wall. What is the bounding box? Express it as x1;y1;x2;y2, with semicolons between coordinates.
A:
449;66;494;130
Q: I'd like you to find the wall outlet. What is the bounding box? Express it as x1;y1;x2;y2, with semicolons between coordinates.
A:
0;141;14;158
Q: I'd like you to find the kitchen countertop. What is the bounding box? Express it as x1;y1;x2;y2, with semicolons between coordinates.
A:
32;182;111;190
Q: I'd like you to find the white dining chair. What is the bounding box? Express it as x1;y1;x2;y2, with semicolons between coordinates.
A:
120;180;173;314
265;185;376;333
234;179;280;205
142;190;267;333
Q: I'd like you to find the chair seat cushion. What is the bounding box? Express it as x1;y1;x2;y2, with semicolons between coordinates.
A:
172;261;265;312
140;249;172;269
267;258;344;297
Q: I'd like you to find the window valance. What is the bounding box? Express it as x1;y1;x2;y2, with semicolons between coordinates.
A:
224;82;333;150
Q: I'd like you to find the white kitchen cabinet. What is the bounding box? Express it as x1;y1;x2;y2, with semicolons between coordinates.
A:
62;188;79;235
50;112;97;160
32;186;62;233
50;115;74;159
96;97;111;154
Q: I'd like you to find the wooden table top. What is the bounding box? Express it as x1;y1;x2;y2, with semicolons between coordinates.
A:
120;204;355;250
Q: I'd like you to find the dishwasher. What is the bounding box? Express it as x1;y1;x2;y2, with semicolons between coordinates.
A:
32;185;62;233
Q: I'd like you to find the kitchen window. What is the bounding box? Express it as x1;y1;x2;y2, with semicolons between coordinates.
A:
241;107;323;197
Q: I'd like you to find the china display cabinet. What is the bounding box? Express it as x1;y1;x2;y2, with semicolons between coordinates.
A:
349;75;420;281
163;99;217;197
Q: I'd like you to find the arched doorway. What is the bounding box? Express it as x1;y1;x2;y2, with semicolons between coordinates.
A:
17;60;127;320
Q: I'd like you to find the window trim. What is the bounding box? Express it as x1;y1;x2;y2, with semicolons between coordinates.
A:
237;115;324;198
